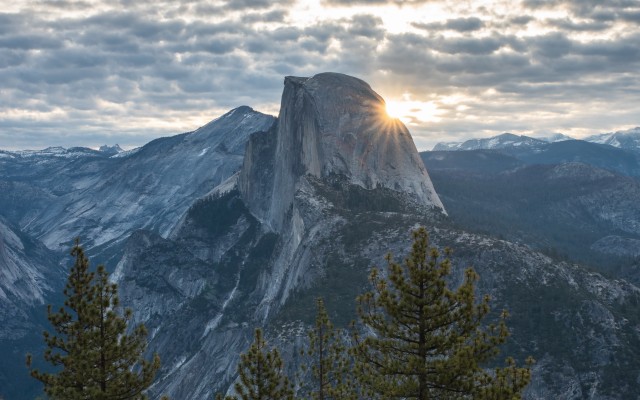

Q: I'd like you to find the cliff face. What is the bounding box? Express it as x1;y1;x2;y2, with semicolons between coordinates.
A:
239;73;443;232
0;107;275;265
0;218;63;399
0;218;61;337
6;73;640;400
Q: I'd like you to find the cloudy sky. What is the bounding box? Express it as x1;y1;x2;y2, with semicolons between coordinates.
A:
1;0;639;151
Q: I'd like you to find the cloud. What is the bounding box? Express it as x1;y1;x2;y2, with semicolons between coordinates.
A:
0;0;638;150
222;0;294;10
413;17;484;32
0;34;62;50
324;0;437;5
545;18;610;31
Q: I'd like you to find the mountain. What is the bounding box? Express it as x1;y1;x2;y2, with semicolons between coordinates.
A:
433;127;640;156
421;149;524;173
432;133;546;151
0;217;62;337
98;144;124;156
0;106;275;399
499;139;640;177
422;150;640;282
585;127;640;154
4;73;640;399
0;217;64;399
106;74;640;399
0;106;275;264
239;73;444;233
539;133;574;143
112;73;444;397
430;137;640;178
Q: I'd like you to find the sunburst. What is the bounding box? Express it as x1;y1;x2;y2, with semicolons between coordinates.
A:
384;97;440;125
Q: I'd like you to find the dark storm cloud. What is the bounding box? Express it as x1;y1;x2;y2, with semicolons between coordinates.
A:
0;49;27;68
0;13;29;35
223;0;294;10
324;0;440;5
0;34;62;50
323;0;390;4
522;0;640;19
529;32;573;58
413;17;484;32
241;10;288;24
621;10;640;22
545;18;610;31
510;16;534;25
434;36;503;55
33;0;94;10
348;14;385;40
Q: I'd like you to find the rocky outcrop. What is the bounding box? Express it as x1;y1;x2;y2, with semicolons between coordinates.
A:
0;218;64;320
239;73;444;232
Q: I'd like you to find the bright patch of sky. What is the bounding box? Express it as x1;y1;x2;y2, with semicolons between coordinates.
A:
0;0;639;150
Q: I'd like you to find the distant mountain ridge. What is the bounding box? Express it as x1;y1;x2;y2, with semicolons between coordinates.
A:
433;127;640;154
433;132;548;151
98;144;124;156
585;127;640;153
422;150;640;280
0;106;275;263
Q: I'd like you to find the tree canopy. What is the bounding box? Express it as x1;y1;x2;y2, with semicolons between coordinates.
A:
352;227;532;399
27;239;160;400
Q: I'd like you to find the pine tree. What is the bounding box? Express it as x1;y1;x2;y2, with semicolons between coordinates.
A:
220;328;294;400
352;227;532;399
27;239;160;399
300;298;356;400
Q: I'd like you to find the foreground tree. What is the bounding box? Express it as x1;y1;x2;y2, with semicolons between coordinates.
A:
219;328;294;400
352;227;532;399
27;239;160;399
300;298;356;400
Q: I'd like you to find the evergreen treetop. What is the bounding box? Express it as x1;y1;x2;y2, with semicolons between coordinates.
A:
352;227;532;399
27;239;161;400
218;328;294;400
300;298;356;400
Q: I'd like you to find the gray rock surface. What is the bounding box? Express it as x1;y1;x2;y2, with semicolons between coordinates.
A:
240;73;444;232
0;107;275;263
0;218;64;399
0;217;62;339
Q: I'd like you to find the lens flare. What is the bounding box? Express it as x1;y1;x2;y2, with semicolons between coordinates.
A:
385;100;406;120
385;98;441;124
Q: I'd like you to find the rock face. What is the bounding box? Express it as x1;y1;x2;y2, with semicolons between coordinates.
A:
239;73;444;232
0;107;275;263
0;217;63;399
0;218;61;337
98;144;124;156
